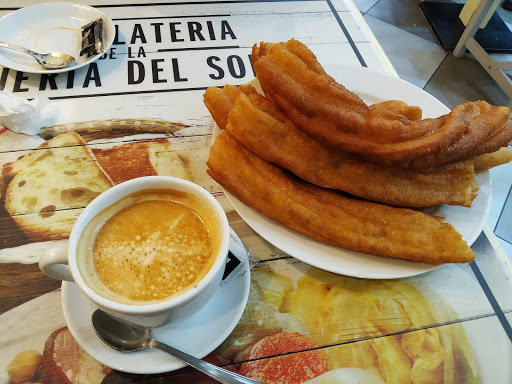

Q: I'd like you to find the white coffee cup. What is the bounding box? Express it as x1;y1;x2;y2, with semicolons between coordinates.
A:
39;176;230;328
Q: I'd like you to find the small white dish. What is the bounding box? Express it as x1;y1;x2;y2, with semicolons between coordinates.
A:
0;3;115;73
62;253;250;374
221;64;492;280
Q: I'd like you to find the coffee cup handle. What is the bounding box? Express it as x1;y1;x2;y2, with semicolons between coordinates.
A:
39;247;74;282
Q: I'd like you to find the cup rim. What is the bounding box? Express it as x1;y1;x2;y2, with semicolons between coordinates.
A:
68;176;230;315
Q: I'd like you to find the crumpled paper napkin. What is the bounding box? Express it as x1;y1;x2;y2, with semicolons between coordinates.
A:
0;91;54;135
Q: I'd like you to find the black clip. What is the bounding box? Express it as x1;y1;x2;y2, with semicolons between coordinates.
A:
222;250;242;281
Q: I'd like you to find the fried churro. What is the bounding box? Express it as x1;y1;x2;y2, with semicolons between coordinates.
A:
252;39;512;168
207;131;475;264
204;84;479;208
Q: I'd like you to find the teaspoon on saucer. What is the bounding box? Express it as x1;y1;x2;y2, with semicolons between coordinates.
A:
92;309;265;384
0;41;75;69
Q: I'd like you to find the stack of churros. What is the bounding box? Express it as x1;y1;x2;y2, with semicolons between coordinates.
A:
204;39;512;265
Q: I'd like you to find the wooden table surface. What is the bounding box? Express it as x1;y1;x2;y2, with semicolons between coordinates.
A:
1;1;511;383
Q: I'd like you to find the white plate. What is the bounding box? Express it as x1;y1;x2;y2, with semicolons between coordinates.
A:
223;64;492;280
62;258;250;374
0;3;115;73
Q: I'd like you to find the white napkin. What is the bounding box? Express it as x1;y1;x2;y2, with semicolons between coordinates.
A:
0;91;54;135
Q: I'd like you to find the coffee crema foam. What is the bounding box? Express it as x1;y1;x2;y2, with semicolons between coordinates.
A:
77;189;217;305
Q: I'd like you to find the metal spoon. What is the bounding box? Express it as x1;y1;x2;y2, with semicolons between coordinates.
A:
0;41;75;69
92;309;265;384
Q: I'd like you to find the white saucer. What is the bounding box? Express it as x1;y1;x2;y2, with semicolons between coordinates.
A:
62;260;250;374
0;3;115;73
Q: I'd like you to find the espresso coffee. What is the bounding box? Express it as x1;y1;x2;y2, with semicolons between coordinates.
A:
77;189;218;305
